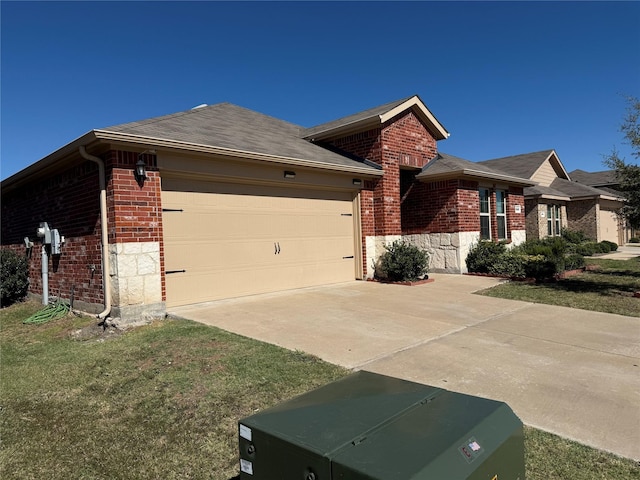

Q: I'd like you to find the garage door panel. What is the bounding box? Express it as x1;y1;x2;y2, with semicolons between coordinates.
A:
600;209;620;244
162;181;356;307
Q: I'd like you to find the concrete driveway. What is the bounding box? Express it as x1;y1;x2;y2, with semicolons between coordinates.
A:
170;274;640;461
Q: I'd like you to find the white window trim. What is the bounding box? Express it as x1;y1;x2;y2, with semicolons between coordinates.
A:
479;188;491;240
496;190;507;240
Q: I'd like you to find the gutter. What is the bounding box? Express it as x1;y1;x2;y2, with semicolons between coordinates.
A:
93;130;384;177
79;146;112;320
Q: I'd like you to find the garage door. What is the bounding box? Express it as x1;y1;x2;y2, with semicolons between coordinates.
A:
600;208;620;244
162;178;357;307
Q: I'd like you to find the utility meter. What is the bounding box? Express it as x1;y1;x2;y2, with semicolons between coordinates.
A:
37;222;52;244
37;222;64;254
51;229;63;255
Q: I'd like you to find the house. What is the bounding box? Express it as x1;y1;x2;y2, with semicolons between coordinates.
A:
569;169;635;243
478;150;626;244
1;95;532;321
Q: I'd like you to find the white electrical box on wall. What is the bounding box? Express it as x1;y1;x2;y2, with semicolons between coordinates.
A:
51;229;63;255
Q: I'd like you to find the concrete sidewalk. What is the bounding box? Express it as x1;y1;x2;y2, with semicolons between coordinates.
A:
170;274;640;460
597;245;640;261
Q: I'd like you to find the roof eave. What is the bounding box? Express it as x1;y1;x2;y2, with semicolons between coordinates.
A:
379;96;450;140
304;95;450;142
1;131;100;192
94;130;383;177
417;168;535;186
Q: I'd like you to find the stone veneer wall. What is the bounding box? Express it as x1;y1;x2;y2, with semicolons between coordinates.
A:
109;241;164;321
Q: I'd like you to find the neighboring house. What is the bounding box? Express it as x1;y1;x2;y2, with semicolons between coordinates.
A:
570;169;635;243
478;151;626;244
1;95;531;320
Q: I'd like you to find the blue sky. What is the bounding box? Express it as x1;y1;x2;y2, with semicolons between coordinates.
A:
2;1;639;181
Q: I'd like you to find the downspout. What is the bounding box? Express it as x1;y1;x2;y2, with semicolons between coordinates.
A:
79;146;111;320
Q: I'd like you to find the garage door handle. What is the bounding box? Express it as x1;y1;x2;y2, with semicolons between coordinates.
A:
166;269;186;274
342;256;354;259
274;242;281;254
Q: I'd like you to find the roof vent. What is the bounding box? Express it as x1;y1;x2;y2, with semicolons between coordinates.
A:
191;104;208;110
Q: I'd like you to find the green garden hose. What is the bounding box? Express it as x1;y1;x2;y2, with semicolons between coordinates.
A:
23;301;70;325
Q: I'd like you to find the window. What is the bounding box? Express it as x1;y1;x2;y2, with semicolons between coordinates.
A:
479;188;491;240
496;190;507;240
547;204;561;236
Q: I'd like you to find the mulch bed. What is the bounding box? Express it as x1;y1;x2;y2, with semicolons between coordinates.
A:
367;278;435;286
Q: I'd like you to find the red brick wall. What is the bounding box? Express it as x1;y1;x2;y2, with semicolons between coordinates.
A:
402;179;480;234
507;188;526;232
328;128;382;161
327;111;439;239
359;182;376;275
1;149;165;308
1;161;105;305
382;111;438;169
105;151;162;244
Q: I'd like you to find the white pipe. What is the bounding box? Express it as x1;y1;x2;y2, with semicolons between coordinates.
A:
79;146;111;320
41;245;48;305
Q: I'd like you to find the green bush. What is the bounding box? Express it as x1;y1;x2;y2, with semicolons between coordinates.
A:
630;237;640;243
467;238;572;281
564;253;586;271
516;237;568;259
596;241;611;253
376;240;429;282
486;252;525;277
561;228;590;244
600;240;618;252
575;242;598;256
522;254;562;280
466;241;507;274
1;249;29;307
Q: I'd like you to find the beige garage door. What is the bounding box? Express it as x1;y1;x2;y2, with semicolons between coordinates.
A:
600;209;620;244
162;178;357;307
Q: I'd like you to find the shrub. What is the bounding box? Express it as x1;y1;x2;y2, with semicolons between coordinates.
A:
561;228;590;244
600;240;618;252
1;249;29;307
466;241;507;274
486;252;525;278
575;242;598;256
522;254;562;280
596;241;611;253
564;253;586;271
376;240;429;282
630;237;640;243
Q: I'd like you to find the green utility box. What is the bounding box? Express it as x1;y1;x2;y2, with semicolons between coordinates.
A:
238;371;524;480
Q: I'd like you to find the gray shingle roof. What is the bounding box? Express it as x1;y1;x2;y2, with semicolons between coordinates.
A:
477;150;556;179
569;169;618;186
416;152;534;185
303;96;415;139
525;177;622;200
102;103;381;172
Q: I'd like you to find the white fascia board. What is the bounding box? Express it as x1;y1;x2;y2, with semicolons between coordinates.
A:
528;194;571;201
379;96;450;140
94;130;383;177
546;150;570;179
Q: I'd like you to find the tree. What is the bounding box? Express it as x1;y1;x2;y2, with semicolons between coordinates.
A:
604;96;640;228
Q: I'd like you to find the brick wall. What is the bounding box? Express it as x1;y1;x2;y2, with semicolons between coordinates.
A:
382;111;438;169
1;149;165;310
328;111;439;239
359;183;376;275
401;179;480;234
1;161;105;307
508;188;526;232
105;151;162;244
567;199;598;240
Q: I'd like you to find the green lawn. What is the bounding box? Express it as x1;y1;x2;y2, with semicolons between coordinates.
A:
477;257;640;317
1;302;639;479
